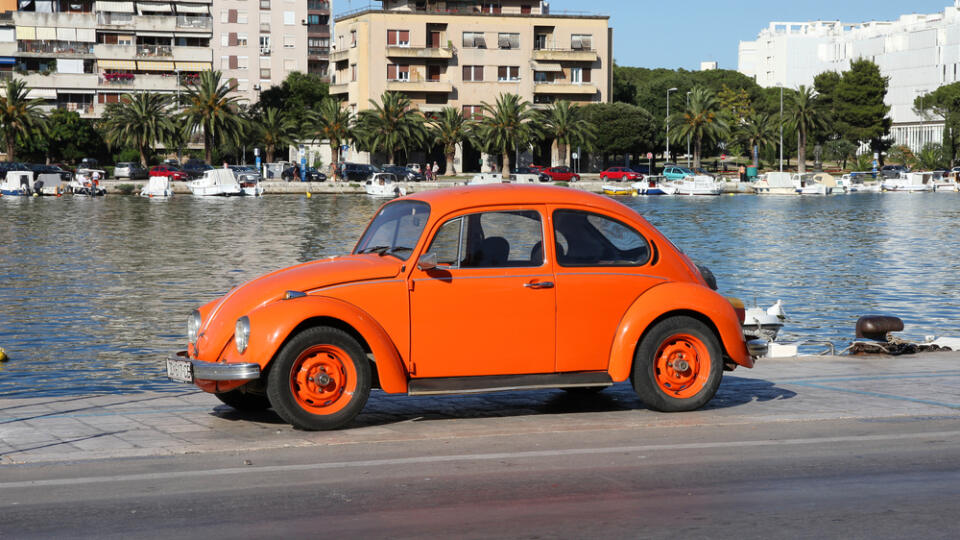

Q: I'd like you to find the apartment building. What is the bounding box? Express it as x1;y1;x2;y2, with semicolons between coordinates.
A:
306;0;330;77
739;1;960;152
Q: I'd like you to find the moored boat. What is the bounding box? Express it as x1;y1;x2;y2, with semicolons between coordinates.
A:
187;169;243;196
365;172;406;198
70;168;107;196
601;183;635;196
631;177;677;195
882;172;934;192
753;172;796;195
140;176;174;198
672;174;722;196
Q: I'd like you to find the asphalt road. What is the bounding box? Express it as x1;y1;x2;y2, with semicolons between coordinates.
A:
3;415;959;539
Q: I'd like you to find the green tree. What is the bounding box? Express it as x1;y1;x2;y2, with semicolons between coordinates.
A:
825;139;858;169
788;85;827;174
886;144;917;168
916;142;945;170
541;100;597;167
580;102;657;168
717;84;754;126
836;59;891;155
0;79;47;161
253;107;298;163
669;86;729;169
429;107;472;176
813;71;842;142
101;92;176;167
355;91;427;165
914;82;960;166
475;93;540;178
740;111;777;169
312;98;354;173
180;70;246;163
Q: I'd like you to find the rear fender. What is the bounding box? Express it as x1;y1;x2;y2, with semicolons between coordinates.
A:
608;282;752;382
221;295;409;393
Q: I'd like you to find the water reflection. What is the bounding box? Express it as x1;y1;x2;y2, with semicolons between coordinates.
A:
1;192;958;397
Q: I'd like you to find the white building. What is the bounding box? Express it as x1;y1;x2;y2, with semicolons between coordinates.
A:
738;2;960;152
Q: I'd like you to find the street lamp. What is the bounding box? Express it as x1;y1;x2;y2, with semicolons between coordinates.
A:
779;84;784;172
666;87;677;161
175;68;181;165
686;90;692;167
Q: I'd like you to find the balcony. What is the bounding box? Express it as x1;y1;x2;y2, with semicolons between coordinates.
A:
386;79;453;93
329;48;349;62
137;44;172;58
308;24;330;36
18;41;95;58
307;48;329;59
97;73;180;92
386;45;454;60
532;48;598;62
533;82;598;95
21;72;98;90
308;1;330;11
177;16;212;30
13;11;96;28
329;82;349;94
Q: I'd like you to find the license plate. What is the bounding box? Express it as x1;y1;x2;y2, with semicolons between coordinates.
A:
166;357;194;383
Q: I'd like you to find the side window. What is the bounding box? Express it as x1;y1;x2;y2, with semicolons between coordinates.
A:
552;210;650;267
426;210;544;268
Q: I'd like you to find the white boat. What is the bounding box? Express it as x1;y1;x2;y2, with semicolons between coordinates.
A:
365;172;406;198
882;172;934;192
187;169;243;197
742;300;787;342
796;173;832;195
753;172;797;195
672;174;721;196
70;169;107;196
845;175;881;192
631;177;677;195
0;171;33;196
140;176;173;198
932;173;959;192
239;176;264;196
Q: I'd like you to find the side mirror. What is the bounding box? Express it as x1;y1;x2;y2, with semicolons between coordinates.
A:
417;252;438;271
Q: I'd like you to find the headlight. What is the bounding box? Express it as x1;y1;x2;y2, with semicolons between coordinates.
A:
187;309;202;344
235;316;250;354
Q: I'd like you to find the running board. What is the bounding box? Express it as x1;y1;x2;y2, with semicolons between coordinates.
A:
407;372;613;396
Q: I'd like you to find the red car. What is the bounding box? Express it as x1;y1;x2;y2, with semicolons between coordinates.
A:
150;165;189;181
599;167;642;182
541;166;580;182
527;164;546;173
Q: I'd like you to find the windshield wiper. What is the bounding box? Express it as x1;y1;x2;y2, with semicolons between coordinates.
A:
359;245;391;255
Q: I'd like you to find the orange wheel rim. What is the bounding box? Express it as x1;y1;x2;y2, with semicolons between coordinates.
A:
290;345;357;415
654;333;710;399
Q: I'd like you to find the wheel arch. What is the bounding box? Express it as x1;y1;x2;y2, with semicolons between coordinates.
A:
608;283;753;382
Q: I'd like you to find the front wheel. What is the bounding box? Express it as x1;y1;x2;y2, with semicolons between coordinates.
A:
631;316;723;412
266;326;371;430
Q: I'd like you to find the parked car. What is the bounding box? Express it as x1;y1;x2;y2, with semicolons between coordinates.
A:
0;161;31;179
162;158;180;167
527;164;547;173
405;163;422;173
510;167;551;182
663;165;695;181
163;184;765;431
880;164;909;179
541;166;580;182
113;162;148;180
628;165;651;175
382;165;424;182
149;164;189;181
599;167;642;182
282;165;327;182
79;157;99;169
338;162;379;181
229;165;262;184
182;160;213;179
28;163;73;182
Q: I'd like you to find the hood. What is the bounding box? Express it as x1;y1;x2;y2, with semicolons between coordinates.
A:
193;255;403;360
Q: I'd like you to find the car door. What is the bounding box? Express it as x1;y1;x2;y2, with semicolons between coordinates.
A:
409;207;556;378
549;207;665;373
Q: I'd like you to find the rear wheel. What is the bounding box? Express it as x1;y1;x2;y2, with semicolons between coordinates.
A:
266;326;371;430
631;316;722;412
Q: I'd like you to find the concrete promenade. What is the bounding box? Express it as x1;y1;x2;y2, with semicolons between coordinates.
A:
1;352;958;465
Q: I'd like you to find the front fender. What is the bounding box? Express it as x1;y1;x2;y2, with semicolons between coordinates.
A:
220;295;409;393
608;282;753;382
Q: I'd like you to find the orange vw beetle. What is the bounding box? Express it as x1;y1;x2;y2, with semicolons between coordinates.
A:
165;185;766;430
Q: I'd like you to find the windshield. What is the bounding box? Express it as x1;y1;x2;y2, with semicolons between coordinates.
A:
354;201;431;261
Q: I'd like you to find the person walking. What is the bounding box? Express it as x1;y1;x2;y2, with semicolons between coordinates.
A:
739;164;747;182
432;161;439;180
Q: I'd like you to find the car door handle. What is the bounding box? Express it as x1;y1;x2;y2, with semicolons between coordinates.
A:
524;281;554;289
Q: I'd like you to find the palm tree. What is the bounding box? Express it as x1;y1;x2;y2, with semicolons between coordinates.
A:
429;107;472;176
669;86;728;170
253;107;298;163
354;91;427;165
180;70;245;163
475;93;539;178
788;85;827;174
741;111;777;169
541;101;596;167
0;79;47;162
312;98;354;175
100;92;176;167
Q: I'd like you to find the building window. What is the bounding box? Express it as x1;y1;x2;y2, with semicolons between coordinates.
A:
260;68;271;79
220;55;229;69
260;35;271;54
570;67;582;84
260;0;270;9
463;105;483;120
571;34;593;50
238;33;248;47
521;4;532;14
284;58;296;71
284;34;296;48
462;65;483;82
238;56;249;69
497;33;519;49
351;30;357;47
238;10;248;24
387;64;410;81
480;2;501;14
387;29;410;46
237;78;249;92
534;71;548;82
462;32;486;48
283;11;295;25
497;66;519;81
351;63;357;81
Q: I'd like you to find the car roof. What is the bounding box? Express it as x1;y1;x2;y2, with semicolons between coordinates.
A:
403;184;641;220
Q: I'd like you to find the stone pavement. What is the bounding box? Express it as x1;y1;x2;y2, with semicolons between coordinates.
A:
1;352;958;465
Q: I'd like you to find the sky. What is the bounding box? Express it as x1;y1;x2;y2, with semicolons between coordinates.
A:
333;0;959;70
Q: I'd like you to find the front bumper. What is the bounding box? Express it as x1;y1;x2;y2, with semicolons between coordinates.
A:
165;353;261;382
747;339;769;358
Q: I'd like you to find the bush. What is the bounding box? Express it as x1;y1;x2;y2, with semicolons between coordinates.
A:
113;148;140;164
115;184;136;195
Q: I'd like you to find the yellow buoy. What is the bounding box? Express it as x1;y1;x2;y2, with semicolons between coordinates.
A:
0;347;8;363
306;191;312;198
33;192;39;197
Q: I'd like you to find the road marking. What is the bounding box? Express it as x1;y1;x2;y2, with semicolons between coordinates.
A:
3;430;959;489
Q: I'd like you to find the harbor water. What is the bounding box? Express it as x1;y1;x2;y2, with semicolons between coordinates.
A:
1;191;958;397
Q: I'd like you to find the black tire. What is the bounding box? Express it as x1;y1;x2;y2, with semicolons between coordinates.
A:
631;316;723;412
215;387;271;411
266;326;371;430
